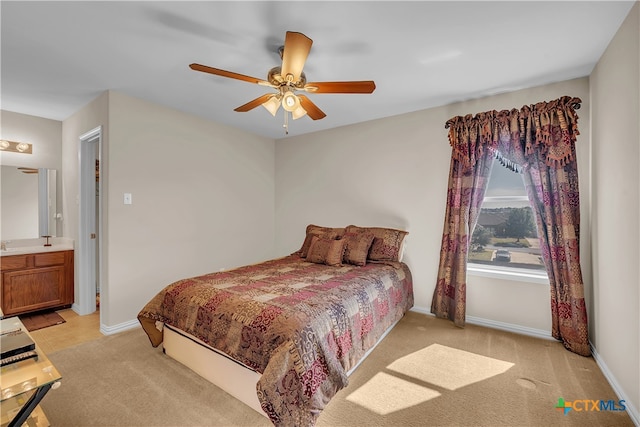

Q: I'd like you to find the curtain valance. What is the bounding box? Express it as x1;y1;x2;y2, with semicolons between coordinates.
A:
445;96;582;172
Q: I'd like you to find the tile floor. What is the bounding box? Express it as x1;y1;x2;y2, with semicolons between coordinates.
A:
28;309;103;354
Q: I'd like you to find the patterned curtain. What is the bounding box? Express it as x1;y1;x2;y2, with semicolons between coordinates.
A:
431;96;590;356
430;147;493;326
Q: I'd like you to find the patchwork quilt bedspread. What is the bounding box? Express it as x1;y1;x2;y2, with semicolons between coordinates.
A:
138;254;413;426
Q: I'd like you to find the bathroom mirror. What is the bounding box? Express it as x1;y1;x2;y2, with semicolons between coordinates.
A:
1;165;57;240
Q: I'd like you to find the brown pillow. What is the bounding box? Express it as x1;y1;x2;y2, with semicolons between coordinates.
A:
306;224;345;240
306;236;346;267
296;224;345;258
298;233;320;258
345;225;408;262
342;232;375;266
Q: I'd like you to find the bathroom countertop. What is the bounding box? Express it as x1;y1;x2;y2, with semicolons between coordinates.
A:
1;238;74;257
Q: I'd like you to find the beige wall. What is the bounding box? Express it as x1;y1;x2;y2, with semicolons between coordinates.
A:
590;2;639;419
275;77;590;336
61;91;277;327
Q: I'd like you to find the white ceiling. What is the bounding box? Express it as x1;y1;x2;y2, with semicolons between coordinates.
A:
1;1;635;140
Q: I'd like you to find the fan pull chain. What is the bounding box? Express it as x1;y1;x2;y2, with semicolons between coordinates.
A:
283;110;289;134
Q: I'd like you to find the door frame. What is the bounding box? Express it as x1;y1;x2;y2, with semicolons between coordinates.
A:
75;126;102;316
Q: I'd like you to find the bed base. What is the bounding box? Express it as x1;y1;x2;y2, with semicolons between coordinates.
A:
162;317;402;418
163;325;265;416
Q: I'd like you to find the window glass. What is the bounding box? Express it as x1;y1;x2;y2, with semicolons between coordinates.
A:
469;163;546;272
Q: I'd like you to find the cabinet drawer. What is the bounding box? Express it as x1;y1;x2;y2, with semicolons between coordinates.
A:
35;252;66;267
0;255;28;270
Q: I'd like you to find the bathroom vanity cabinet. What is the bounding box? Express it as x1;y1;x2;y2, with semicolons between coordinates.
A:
0;250;74;316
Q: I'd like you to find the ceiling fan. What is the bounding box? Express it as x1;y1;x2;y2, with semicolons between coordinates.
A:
189;31;376;133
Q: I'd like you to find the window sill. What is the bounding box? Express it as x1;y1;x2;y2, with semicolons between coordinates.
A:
467;263;549;285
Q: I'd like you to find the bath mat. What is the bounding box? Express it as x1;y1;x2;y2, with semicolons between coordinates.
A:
19;311;66;331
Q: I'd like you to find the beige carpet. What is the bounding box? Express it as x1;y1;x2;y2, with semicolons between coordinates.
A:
42;312;633;426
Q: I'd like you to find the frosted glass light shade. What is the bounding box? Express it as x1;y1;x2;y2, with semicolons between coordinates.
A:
262;95;281;116
292;106;307;120
282;92;300;112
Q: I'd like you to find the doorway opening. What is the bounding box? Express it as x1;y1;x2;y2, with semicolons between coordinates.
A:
76;126;102;317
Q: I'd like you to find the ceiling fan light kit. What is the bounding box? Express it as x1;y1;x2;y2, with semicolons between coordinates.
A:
262;94;281;116
189;31;376;135
291;105;308;120
281;90;300;112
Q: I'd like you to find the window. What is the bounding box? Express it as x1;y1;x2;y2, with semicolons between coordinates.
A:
468;162;547;282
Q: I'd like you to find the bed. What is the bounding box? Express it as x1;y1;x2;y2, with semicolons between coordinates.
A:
138;224;413;426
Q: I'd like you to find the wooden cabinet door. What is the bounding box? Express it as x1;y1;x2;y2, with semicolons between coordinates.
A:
1;266;66;316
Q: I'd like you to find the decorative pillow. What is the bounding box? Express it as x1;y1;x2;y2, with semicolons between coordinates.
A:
298;233;319;258
345;225;408;262
342;232;375;266
306;236;346;267
297;224;345;258
305;224;345;238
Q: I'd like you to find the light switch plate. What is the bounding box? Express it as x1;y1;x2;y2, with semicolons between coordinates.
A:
124;193;132;205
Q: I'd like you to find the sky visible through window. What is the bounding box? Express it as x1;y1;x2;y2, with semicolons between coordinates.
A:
483;162;530;208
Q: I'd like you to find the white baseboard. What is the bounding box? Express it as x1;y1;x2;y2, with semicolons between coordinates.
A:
590;343;639;426
99;319;140;335
410;306;554;341
409;306;432;316
71;304;139;335
465;315;555;341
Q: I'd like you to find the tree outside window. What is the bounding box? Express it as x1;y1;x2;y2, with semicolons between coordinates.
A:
469;163;545;271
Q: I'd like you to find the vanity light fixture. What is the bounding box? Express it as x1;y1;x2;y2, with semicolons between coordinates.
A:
0;140;33;154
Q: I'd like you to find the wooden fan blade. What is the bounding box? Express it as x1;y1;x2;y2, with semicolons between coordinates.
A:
18;167;38;174
304;81;376;94
280;32;312;83
234;93;275;112
298;95;326;120
189;63;270;86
